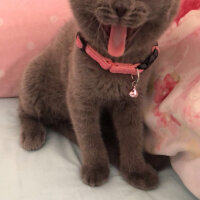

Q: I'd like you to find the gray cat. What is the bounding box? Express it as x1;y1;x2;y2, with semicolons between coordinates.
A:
19;0;180;189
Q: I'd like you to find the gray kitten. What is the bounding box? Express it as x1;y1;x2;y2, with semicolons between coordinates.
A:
19;0;180;189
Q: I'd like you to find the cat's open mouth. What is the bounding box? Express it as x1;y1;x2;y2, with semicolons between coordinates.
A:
103;25;141;57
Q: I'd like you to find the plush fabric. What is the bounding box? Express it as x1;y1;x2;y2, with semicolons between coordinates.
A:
144;1;200;198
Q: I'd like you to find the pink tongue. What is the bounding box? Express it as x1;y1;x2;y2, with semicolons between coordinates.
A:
108;25;127;57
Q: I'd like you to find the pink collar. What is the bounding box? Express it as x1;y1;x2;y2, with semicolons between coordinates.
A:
76;32;160;98
76;32;160;76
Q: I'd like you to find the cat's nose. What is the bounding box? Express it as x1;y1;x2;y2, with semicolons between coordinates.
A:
114;6;127;18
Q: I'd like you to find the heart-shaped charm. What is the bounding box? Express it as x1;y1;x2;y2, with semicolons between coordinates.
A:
129;87;138;98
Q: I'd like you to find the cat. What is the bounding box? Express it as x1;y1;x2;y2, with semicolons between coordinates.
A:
19;0;180;189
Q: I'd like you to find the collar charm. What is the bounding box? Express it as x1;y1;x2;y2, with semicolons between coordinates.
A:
129;69;140;98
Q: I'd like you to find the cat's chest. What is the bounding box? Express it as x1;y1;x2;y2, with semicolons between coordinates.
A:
94;72;132;99
73;50;148;101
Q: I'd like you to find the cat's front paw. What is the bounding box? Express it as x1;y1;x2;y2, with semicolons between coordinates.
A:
21;128;46;151
122;164;159;190
81;164;109;187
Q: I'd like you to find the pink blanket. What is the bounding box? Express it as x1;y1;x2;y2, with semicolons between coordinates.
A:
0;0;200;198
144;1;200;198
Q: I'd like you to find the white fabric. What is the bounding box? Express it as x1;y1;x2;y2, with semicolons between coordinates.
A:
0;98;197;200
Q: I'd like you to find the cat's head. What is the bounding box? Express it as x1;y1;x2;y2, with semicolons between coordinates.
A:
70;0;180;58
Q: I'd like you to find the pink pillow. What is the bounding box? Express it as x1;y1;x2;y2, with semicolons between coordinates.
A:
0;0;71;97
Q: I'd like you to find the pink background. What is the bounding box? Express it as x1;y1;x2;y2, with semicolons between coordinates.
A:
0;0;200;98
0;0;72;97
